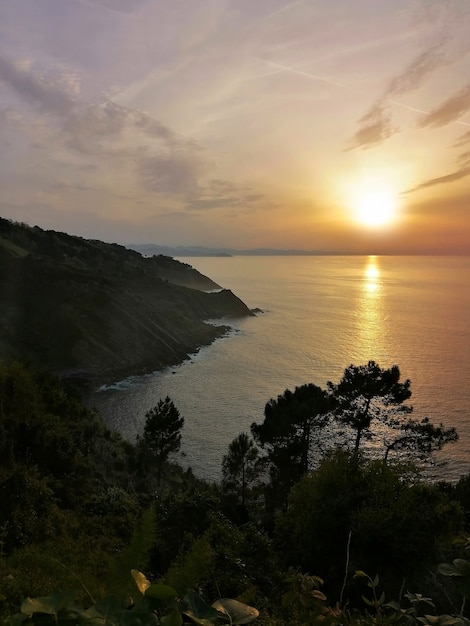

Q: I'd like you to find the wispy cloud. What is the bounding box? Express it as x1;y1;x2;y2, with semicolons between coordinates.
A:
385;41;446;96
405;166;470;193
185;179;264;212
418;84;470;128
349;41;450;149
0;54;76;115
0;51;207;196
455;129;470;146
347;102;394;150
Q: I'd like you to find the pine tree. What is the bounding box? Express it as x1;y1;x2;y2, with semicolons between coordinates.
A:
141;396;184;486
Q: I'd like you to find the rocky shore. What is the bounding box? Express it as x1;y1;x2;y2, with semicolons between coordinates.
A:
0;218;254;384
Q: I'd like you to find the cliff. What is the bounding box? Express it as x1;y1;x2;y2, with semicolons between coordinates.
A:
0;218;253;383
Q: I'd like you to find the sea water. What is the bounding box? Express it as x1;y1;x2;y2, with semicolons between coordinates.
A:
89;255;470;483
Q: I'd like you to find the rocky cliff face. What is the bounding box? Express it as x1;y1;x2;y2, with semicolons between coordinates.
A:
0;218;253;383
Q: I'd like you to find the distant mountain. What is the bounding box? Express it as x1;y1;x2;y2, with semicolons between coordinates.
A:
0;218;253;384
127;244;338;257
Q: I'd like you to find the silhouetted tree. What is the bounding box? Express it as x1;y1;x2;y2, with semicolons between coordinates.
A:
222;432;263;509
251;383;332;510
328;361;413;455
141;396;184;486
383;415;458;462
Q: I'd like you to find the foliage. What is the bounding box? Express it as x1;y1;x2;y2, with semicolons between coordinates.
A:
251;383;332;511
139;397;185;486
274;450;463;602
327;361;413;455
221;433;264;511
2;569;259;626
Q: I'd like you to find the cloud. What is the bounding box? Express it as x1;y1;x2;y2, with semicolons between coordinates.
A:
385;40;446;96
0;51;208;196
0;54;75;116
183;178;264;212
418;84;470;128
405;166;470;193
137;153;203;195
457;150;470;167
455;129;470;146
348;41;451;149
347;102;394;149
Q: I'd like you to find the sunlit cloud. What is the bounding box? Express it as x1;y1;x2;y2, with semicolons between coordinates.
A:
347;102;394;150
385;40;447;96
455;129;470;146
349;40;453;149
405;166;470;193
1;0;470;252
419;84;470;128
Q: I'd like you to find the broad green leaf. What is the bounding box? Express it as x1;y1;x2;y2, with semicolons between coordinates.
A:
437;563;461;577
452;559;470;576
384;600;402;611
131;570;151;595
21;591;76;616
183;589;221;623
212;598;259;625
145;583;178;602
421;615;461;626
354;570;367;578
312;590;327;601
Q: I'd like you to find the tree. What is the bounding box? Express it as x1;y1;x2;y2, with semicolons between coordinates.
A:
221;432;263;509
383;415;458;462
141;396;184;486
328;361;413;455
275;450;463;603
251;383;332;511
328;361;458;463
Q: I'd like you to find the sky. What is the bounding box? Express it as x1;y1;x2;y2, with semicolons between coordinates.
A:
1;0;470;254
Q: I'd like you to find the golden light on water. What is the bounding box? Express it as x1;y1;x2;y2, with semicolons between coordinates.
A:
356;256;383;354
364;257;380;294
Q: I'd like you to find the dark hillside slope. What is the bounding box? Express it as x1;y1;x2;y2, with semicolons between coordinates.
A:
0;218;252;383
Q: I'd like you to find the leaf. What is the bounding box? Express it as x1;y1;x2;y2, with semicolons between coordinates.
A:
437;563;461;577
131;570;151;595
183;590;222;623
452;559;470;577
144;583;178;602
21;591;76;616
312;590;327;601
212;598;259;624
354;570;368;579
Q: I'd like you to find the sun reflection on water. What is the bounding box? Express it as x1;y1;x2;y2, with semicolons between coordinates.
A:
357;256;383;353
364;258;380;294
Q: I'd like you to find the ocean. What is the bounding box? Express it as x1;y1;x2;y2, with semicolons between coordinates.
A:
88;255;470;483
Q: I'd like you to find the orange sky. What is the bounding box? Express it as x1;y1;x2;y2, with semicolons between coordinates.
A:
1;0;470;254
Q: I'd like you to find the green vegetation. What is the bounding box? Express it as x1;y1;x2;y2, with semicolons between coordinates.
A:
0;217;252;383
1;358;468;626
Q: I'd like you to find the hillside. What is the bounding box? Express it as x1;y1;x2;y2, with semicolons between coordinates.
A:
0;218;253;383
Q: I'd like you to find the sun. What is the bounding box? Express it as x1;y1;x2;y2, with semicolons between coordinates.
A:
350;187;399;228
